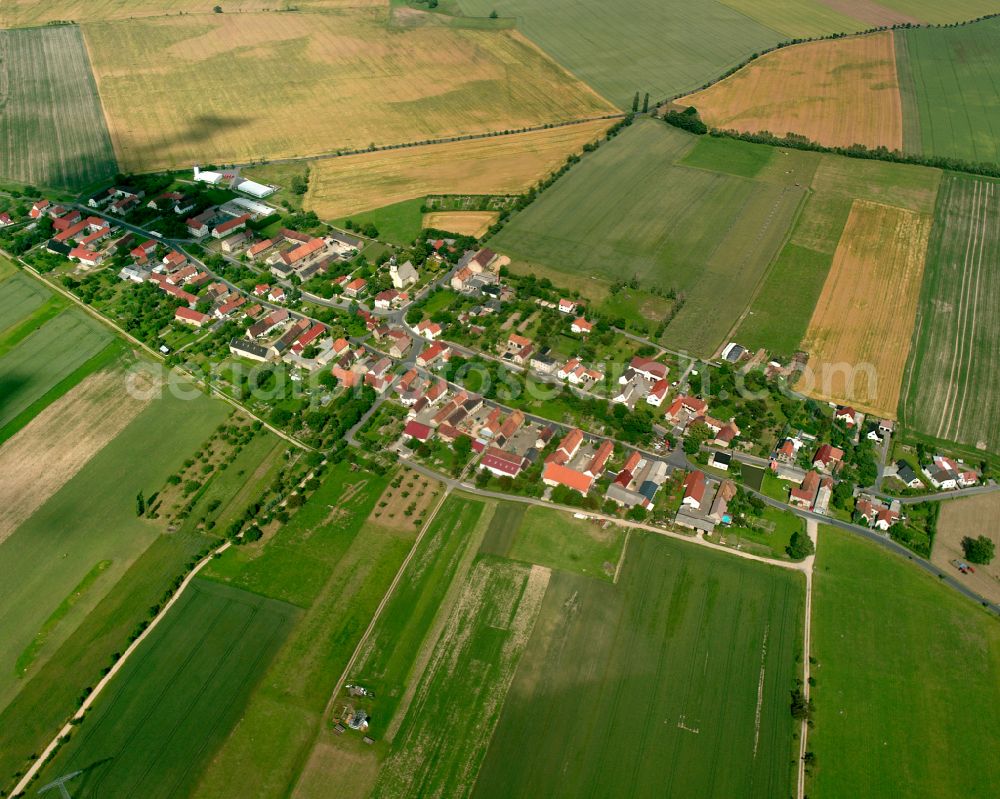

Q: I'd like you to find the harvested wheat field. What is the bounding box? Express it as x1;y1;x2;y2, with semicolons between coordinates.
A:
681;32;903;150
797;199;930;416
933;494;1000;605
82;10;614;173
422;211;499;237
0;366;150;545
306;120;611;218
1;0;383;27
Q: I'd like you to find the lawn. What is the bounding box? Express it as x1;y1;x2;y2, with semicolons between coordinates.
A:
35;579;298;799
809;527;1000;798
682;32;904;150
899;173;1000;450
721;505;803;560
456;0;784;108
191;463;416;799
372;556;551;798
473;532;804;798
492;119;804;355
507;505;625;581
308;121;611;219
0;26;117;189
83;8;613;172
896;18;1000;164
0;309;113;429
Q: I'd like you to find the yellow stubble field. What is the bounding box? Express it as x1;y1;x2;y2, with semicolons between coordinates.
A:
680;31;903;150
797;198;931;416
81;9;615;173
305;120;611;217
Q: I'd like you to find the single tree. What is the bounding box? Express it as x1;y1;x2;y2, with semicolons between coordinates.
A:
962;534;995;565
786;530;815;560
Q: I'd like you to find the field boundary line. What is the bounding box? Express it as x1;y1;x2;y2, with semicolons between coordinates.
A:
796;520;817;799
613;527;631;584
9;541;232;797
229;113;627;172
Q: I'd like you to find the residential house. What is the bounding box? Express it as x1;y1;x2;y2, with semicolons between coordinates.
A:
790;471;820;509
629;357;668;382
585;440;614;478
415;319;442;340
835;405;861;428
542;461;594;495
451;266;474;291
646;379;669;407
221;230;250;253
558;298;576;314
682;470;707;510
343;278;367;298
812;444;844;473
571;317;593;335
417;342;450;367
707;480;737;524
175;307;210;328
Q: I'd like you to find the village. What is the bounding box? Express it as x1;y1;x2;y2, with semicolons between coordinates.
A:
0;168;991;562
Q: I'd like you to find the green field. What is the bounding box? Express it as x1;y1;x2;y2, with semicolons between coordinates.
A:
0;388;228;786
456;0;784;107
0;26;117;189
718;0;865;37
896;20;1000;165
506;505;625;581
492;119;804;355
36;579;298;799
809;528;1000;798
0;273;54;335
0;389;228;706
373;556;550;798
0;529;215;793
473;532;804;798
680;134;774;178
0;309;113;428
347;495;489;731
899;173;1000;450
335;197;425;248
191;463;416;798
